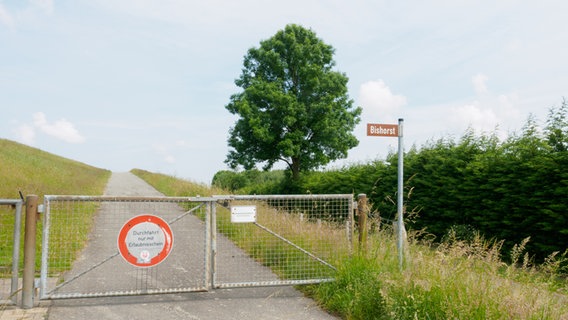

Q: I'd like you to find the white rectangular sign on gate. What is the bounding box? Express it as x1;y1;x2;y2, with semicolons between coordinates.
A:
231;205;257;223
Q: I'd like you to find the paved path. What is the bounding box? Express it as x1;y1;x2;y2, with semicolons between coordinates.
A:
38;172;336;320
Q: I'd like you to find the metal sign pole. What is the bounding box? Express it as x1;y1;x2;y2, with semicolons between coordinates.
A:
397;118;405;271
366;119;405;271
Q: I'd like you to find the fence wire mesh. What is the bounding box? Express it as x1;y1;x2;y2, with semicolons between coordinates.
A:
41;196;210;299
213;194;353;288
0;199;23;307
40;194;354;299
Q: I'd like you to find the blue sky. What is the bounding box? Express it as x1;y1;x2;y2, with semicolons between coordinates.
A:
1;0;567;184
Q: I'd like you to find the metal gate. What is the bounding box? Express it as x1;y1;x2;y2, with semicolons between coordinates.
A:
0;199;23;306
39;194;353;299
213;194;354;288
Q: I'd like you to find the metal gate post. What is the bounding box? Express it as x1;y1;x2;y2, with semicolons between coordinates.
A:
357;194;368;256
11;200;23;305
209;200;217;290
348;197;355;255
204;200;211;290
22;195;39;309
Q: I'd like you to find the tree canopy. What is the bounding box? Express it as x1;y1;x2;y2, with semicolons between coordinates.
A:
225;24;361;180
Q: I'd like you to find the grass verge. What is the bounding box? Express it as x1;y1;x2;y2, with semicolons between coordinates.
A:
307;230;568;319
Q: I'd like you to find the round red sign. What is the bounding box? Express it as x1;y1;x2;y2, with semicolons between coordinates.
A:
117;214;174;268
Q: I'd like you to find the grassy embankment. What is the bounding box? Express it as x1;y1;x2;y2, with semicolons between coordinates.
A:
130;168;222;197
133;169;568;320
0;139;110;279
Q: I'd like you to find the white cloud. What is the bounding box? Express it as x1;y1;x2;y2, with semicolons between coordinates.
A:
358;80;407;122
438;73;523;138
32;0;54;15
452;103;499;132
152;141;185;165
32;112;86;143
0;3;15;28
14;124;36;145
472;73;489;95
496;93;521;120
174;140;186;147
449;92;522;139
0;0;53;29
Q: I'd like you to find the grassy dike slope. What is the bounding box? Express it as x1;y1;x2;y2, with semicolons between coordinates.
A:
0;139;110;198
0;138;111;275
131;168;223;197
133;169;568;320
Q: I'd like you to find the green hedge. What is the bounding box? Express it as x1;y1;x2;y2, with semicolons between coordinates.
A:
214;100;568;261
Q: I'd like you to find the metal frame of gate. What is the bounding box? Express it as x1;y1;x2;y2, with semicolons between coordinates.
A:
40;196;214;299
0;199;23;306
212;194;354;289
39;194;354;300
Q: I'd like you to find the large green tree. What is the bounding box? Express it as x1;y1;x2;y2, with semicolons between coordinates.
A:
225;24;362;180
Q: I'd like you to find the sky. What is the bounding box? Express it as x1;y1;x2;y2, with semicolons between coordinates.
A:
1;0;567;184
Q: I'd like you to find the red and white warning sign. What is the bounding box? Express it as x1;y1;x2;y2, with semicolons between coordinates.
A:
117;214;174;268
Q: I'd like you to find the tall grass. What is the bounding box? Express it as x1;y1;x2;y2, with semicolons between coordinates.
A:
309;230;568;319
130;170;568;320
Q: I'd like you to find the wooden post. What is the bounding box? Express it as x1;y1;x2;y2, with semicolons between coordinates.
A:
22;195;38;309
357;194;368;256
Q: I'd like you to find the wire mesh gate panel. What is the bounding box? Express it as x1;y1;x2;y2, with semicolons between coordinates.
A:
0;199;23;306
40;196;212;299
212;194;354;288
39;194;354;299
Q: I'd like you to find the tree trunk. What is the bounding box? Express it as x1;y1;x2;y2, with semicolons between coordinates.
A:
291;157;300;181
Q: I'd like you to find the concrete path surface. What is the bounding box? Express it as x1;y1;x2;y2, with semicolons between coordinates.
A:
17;172;336;320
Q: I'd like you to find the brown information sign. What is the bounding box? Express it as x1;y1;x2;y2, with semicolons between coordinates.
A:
367;123;398;137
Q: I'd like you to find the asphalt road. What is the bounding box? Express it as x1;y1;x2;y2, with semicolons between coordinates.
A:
45;172;337;320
